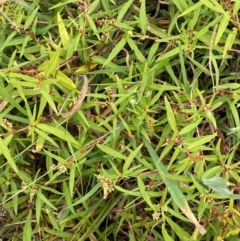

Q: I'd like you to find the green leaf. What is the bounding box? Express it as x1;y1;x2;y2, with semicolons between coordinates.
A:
36;194;41;224
71;182;102;208
164;96;177;133
156;46;180;62
123;144;143;173
165;216;191;240
87;0;100;14
36;123;80;147
186;134;217;150
34;128;59;148
66;33;81;60
202;177;240;199
115;185;140;196
200;0;228;17
214;83;240;90
56;71;76;90
0;137;18;173
186;56;211;76
233;1;240;14
63;181;75;214
222;27;237;58
57;12;70;49
20;34;32;57
214;12;230;46
10;180;18;215
142;136;206;235
37;190;57;210
139;0;147;35
69;167;75;199
179;118;203;135
45;46;60;77
127;37;146;62
8;49;18;68
162;224;175;241
147;42;159;64
23;210;32;241
178;2;202;17
171;0;188;12
104;37;127;66
137;176;154;209
86;14;100;40
194;16;221;39
40;83;58;114
178;42;190;94
201;177;229;188
205;109;217;129
0;87;26;115
116;0;134;21
97;144;126;159
44;230;73;239
24;7;39;30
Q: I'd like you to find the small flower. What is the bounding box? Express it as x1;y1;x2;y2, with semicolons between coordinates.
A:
105;87;113;95
128;30;133;36
2;119;13;129
30;188;36;196
152;210;161;220
145;91;152;98
21;181;28;189
30;188;36;201
203;104;213;111
97;173;114;199
58;164;67;173
0;207;7;217
129;99;137;106
97;173;105;182
232;92;238;99
162;205;168;212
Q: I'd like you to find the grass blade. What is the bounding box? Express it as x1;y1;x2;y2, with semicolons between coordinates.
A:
123;144;143;173
117;0;134;22
142;136;206;235
23;210;32;241
0;137;18;173
139;0;147;35
164;96;177;133
97;144;125;159
104;37;127;66
57;12;70;49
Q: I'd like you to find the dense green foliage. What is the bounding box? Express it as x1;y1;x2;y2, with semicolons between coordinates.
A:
1;0;240;240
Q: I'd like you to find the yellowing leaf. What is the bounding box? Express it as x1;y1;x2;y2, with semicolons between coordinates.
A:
57;12;70;49
75;62;98;74
56;71;76;90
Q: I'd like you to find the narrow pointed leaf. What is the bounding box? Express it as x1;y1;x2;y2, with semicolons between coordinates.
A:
23;210;32;241
164;96;177;133
0;137;18;173
97;144;125;159
104;37;127;66
142;136;206;235
57;12;70;49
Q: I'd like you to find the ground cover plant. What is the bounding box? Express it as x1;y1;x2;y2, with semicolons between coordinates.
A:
1;0;240;240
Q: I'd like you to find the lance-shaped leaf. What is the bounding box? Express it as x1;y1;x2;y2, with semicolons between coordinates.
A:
0;137;19;174
142;136;206;235
202;177;240;199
